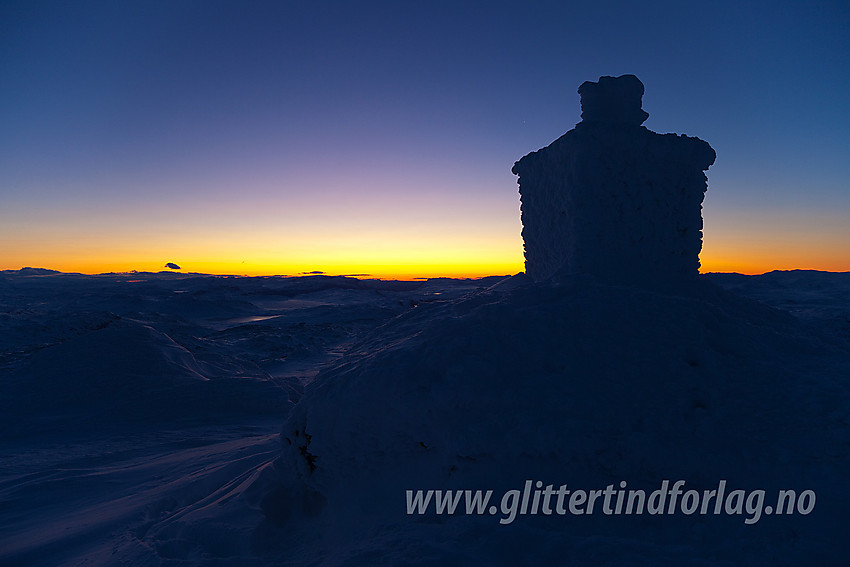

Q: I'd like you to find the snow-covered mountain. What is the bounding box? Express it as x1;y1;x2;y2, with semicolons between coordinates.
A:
1;269;847;565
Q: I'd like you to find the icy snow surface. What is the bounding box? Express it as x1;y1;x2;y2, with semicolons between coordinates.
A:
1;269;847;566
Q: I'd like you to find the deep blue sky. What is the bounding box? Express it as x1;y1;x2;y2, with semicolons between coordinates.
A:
1;0;848;275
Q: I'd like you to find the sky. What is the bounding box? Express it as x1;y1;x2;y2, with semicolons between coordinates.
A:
1;0;848;279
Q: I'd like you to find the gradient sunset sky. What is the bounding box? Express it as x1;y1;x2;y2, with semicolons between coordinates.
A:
2;1;848;278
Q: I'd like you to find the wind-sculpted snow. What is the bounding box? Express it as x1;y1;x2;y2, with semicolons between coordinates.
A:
0;270;492;565
0;272;482;441
260;275;849;565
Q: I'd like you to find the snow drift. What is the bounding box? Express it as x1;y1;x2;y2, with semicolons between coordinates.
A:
256;275;849;565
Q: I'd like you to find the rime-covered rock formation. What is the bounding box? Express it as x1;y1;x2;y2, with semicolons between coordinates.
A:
512;74;716;283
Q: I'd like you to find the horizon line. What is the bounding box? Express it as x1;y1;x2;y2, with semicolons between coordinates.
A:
4;266;848;282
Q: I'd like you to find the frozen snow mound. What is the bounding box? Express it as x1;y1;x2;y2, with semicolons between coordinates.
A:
261;277;849;565
513;75;716;283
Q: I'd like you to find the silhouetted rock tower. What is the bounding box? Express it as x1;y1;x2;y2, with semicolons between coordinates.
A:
512;74;716;283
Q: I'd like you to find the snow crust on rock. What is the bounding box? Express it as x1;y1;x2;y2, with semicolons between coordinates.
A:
513;75;716;283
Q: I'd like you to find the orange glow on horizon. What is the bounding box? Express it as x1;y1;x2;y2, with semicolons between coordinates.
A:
699;255;850;275
0;242;527;280
0;260;524;280
4;214;848;280
6;251;849;280
699;211;850;274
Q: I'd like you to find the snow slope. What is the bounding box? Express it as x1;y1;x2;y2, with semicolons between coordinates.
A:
254;274;849;566
0;271;496;565
1;270;848;566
